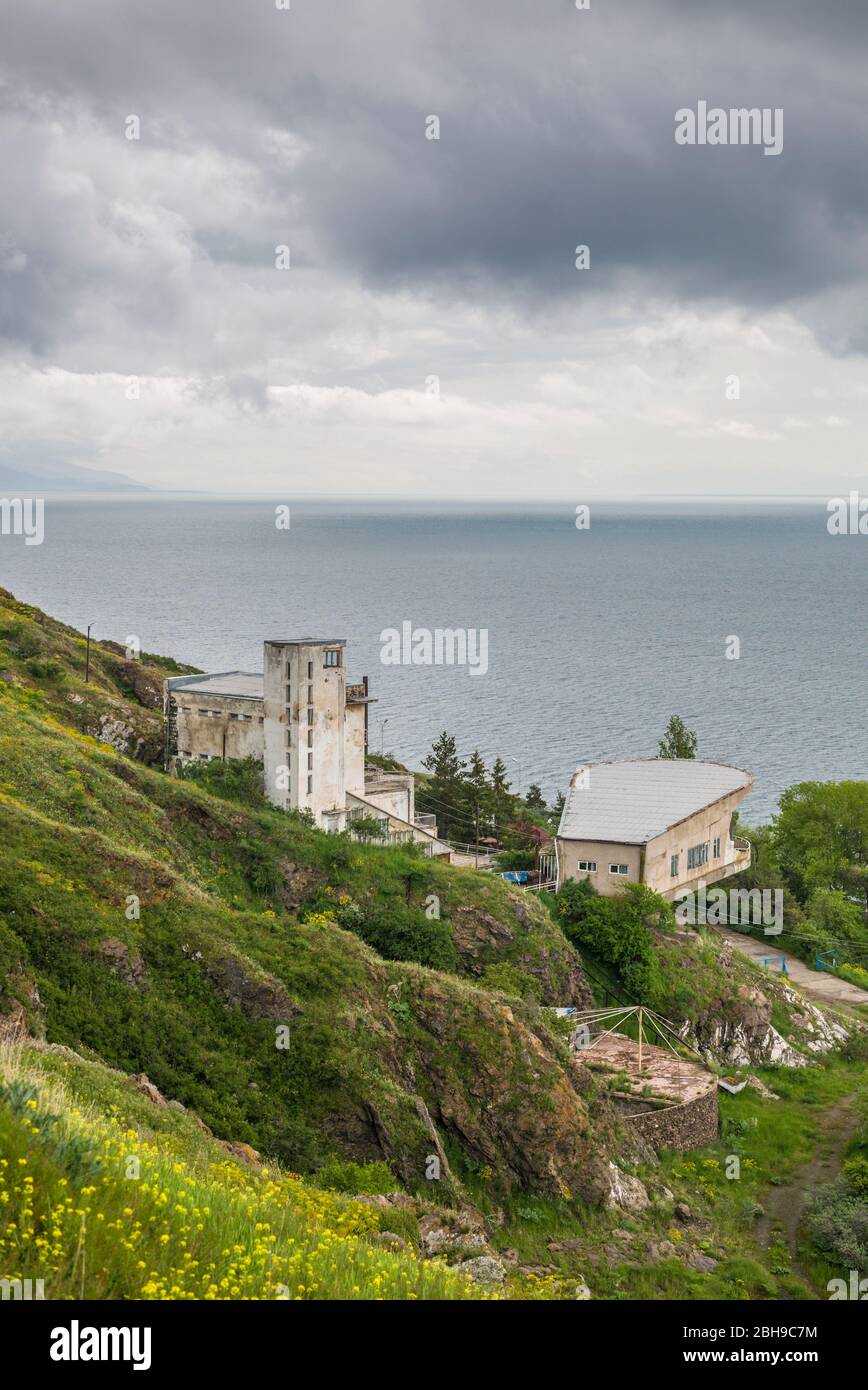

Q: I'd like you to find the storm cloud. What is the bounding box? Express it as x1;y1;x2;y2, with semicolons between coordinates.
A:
0;0;867;494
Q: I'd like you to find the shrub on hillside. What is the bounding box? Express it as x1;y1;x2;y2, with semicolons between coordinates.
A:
804;1173;868;1270
807;888;867;943
496;850;536;871
177;755;266;808
314;1158;398;1195
556;880;666;1002
352;900;458;972
480;960;544;1002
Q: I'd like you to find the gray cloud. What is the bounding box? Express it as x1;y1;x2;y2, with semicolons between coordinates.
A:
0;0;867;492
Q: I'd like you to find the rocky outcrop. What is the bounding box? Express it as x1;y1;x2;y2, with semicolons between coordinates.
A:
0;972;44;1041
419;1210;489;1260
451;907;515;962
116;660;163;710
454;1255;507;1285
604;1163;650;1215
131;1072;172;1106
776;983;849;1054
448;898;594;1008
398;976;612;1202
92;938;147;990
276;861;324;912
680;981;847;1068
203;954;303;1023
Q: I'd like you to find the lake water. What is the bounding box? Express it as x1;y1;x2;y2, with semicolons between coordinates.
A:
2;498;865;823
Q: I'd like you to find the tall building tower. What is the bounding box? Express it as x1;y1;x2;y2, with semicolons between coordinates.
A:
263;638;347;829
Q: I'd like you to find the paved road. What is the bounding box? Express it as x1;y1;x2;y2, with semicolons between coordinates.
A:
710;927;868;1008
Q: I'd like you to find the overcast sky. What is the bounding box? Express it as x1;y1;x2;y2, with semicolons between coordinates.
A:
1;0;868;496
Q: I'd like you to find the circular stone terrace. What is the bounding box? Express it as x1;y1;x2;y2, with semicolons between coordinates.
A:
564;1007;719;1152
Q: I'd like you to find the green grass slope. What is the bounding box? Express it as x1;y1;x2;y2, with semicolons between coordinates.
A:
0;1039;488;1300
0;594;610;1203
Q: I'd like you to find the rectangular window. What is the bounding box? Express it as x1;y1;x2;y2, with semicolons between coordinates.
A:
307;661;313;680
307;752;313;771
577;860;597;873
307;730;313;748
670;853;679;877
286;684;292;703
307;706;314;726
609;863;629;876
713;836;721;859
324;649;340;667
687;842;710;870
307;775;313;794
307;685;313;704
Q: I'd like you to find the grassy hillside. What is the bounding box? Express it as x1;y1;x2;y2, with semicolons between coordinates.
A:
1;589;864;1302
0;591;609;1203
0;587;192;763
0;1039;486;1300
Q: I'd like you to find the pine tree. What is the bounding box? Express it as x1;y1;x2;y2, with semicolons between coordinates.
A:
657;715;698;760
525;783;546;811
489;757;515;838
419;731;467;840
465;750;494;845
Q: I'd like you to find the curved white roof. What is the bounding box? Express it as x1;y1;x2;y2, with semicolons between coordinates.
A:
557;758;752;845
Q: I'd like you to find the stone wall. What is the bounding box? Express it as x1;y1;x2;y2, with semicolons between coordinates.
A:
616;1086;718;1152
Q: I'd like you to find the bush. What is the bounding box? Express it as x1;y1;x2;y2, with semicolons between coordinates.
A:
177;756;266;808
806;889;867;944
352;901;459;973
842;1154;868;1199
555;880;666;1002
804;1173;868;1269
349;815;387;840
25;658;66;682
314;1158;398;1196
480;961;543;1002
496;850;535;871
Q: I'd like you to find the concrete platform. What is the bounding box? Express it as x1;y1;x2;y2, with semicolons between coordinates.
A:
580;1031;716;1106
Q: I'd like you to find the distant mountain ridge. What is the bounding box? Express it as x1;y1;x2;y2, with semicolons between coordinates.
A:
0;458;150;494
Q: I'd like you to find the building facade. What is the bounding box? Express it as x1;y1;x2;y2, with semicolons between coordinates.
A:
164;641;448;855
554;758;752;899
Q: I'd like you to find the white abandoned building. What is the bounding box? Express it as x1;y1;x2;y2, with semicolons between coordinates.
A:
164;638;448;855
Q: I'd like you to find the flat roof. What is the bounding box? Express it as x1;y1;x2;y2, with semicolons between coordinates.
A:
264;638;345;647
557;758;752;845
170;672;264;701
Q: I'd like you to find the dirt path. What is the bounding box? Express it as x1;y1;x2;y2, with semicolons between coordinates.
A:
755;1093;860;1283
710;926;868;1007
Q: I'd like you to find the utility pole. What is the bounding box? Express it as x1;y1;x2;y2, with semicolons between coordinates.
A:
474;798;480;869
637;1006;644;1072
84;624;92;684
362;675;369;753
